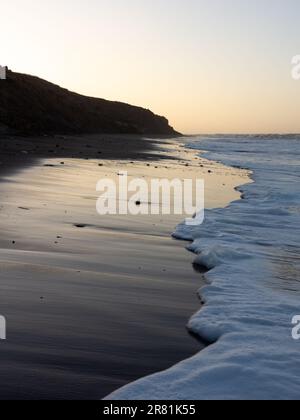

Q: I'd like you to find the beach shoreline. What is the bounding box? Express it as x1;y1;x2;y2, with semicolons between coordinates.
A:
105;134;300;401
0;134;249;399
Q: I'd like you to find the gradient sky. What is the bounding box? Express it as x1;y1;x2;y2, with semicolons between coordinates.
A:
1;0;300;134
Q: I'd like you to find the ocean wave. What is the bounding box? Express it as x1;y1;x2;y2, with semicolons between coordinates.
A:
106;135;300;400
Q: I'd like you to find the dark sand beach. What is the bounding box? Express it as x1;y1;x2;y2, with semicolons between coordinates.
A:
0;134;246;399
0;134;173;175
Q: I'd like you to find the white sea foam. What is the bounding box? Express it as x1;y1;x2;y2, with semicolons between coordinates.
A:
106;135;300;400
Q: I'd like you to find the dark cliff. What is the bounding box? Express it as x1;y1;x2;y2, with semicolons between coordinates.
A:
0;70;179;136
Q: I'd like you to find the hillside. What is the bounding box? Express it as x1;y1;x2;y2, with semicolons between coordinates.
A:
0;70;179;136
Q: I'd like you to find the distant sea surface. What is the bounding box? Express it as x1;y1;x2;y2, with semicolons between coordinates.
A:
110;134;300;400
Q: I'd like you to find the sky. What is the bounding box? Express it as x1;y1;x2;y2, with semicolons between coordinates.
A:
1;0;300;134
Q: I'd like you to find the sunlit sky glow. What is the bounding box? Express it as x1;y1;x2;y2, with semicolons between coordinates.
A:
1;0;300;134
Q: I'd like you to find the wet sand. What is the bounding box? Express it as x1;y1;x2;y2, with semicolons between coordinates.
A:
0;135;248;399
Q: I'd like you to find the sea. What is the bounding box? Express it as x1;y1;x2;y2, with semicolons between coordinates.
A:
108;134;300;400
